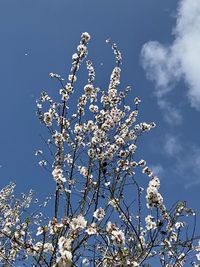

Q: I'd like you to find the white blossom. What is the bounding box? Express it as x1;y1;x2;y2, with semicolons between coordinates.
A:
70;215;87;230
93;207;105;221
52;166;66;183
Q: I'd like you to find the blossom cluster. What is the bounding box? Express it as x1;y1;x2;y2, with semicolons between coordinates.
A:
0;33;198;267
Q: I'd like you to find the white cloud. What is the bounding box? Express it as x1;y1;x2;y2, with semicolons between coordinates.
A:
150;164;165;179
141;42;181;96
164;134;182;156
163;134;200;188
176;146;200;188
158;99;182;125
141;0;200;110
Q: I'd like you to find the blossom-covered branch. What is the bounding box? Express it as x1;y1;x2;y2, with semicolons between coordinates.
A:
0;33;199;267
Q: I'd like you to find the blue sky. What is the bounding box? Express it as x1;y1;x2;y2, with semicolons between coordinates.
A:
0;0;199;241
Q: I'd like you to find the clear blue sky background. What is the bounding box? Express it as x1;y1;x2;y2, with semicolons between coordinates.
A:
0;0;199;248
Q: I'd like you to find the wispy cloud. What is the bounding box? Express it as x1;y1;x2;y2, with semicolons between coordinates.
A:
150;164;165;179
164;134;182;156
163;134;200;188
141;0;200;112
176;146;200;188
158;99;182;125
141;42;181;96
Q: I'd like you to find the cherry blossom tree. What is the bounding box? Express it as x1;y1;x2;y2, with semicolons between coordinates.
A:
0;33;199;267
